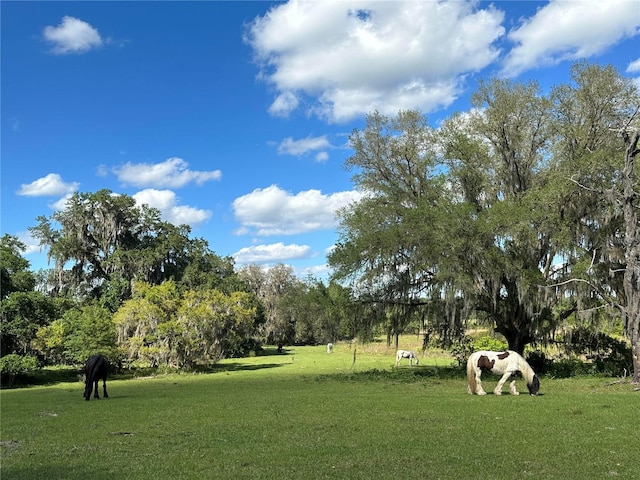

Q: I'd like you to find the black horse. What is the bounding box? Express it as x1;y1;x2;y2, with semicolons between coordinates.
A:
84;355;109;401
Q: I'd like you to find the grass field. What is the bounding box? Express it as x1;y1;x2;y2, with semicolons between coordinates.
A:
1;342;638;479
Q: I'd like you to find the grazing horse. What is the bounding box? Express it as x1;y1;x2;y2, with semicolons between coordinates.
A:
327;342;334;353
395;349;419;366
84;355;109;401
467;350;540;396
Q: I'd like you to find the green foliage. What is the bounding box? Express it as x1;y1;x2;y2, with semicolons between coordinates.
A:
0;235;36;299
34;304;118;365
114;280;257;369
0;291;59;357
176;289;256;368
113;280;180;367
330;62;639;360
561;326;632;376
472;335;509;352
449;335;509;366
29;190;239;302
0;354;38;386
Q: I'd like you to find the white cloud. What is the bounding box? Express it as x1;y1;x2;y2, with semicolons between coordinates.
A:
43;16;103;55
15;231;42;256
246;0;504;122
269;91;300;117
232;184;364;236
17;173;79;197
232;242;312;263
114;157;222;188
300;263;332;278
133;189;212;227
277;135;331;156
315;151;329;163
50;193;75;212
627;58;640;73
502;0;640;77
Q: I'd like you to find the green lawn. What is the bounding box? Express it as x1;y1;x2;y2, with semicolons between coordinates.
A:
1;343;638;479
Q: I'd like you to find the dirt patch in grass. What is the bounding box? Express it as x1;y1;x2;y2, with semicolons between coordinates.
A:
0;440;20;458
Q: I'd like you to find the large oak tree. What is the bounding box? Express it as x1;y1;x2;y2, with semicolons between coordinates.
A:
330;62;639;371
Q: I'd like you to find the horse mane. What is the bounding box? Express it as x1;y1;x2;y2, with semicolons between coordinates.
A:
514;351;537;385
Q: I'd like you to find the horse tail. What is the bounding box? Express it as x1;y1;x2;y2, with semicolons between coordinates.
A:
466;353;477;394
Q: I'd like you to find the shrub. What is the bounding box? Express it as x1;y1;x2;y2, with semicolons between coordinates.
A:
526;350;547;374
561;326;632;376
472;336;508;352
0;354;38;387
449;335;509;366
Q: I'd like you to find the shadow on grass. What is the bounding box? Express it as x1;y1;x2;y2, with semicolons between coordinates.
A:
2;367;80;389
2;463;106;480
200;361;286;374
3;349;293;389
316;365;466;383
113;359;288;380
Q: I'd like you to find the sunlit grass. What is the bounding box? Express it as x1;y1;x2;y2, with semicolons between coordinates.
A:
1;342;638;479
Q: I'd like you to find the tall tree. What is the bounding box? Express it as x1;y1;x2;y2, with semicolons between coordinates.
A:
331;82;575;353
0;235;36;299
238;264;301;345
30;190;201;300
330;110;448;346
620;116;640;384
453;77;568;352
551;62;640;382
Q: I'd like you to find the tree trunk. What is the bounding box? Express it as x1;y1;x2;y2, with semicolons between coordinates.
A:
497;326;530;355
632;337;640;385
494;313;532;355
621;129;640;384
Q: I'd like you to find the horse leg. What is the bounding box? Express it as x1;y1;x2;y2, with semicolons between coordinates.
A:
102;379;108;398
475;371;487;395
508;378;519;395
494;372;512;395
94;380;100;399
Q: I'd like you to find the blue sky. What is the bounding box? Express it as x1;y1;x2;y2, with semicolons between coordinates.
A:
2;1;639;278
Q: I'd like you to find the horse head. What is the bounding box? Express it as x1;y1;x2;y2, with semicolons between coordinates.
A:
527;375;540;396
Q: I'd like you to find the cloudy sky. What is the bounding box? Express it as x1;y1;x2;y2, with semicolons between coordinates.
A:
2;1;639;278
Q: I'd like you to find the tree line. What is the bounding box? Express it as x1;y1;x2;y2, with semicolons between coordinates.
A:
1;216;355;375
1;61;639;384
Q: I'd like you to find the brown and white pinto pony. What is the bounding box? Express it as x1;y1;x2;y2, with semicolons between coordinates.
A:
84;354;109;401
467;350;540;396
396;349;419;366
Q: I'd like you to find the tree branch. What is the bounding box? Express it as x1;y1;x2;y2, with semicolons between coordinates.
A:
568;176;601;194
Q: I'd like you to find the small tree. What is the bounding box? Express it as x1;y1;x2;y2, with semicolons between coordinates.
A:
176;289;256;368
113;280;180;367
0;354;38;387
34;304;118;365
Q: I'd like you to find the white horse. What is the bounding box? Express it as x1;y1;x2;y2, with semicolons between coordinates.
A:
327;342;333;353
467;350;540;396
395;349;419;366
